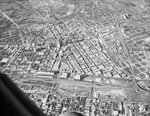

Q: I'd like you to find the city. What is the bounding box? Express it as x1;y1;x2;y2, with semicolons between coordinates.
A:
0;0;150;116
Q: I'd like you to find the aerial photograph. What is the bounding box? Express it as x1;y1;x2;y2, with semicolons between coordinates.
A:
0;0;150;115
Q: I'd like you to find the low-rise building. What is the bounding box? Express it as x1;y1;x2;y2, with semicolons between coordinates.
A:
94;78;101;83
59;72;68;79
74;74;81;80
37;72;54;78
1;58;9;63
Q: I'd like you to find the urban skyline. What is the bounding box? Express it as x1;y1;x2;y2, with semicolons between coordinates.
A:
0;0;150;116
